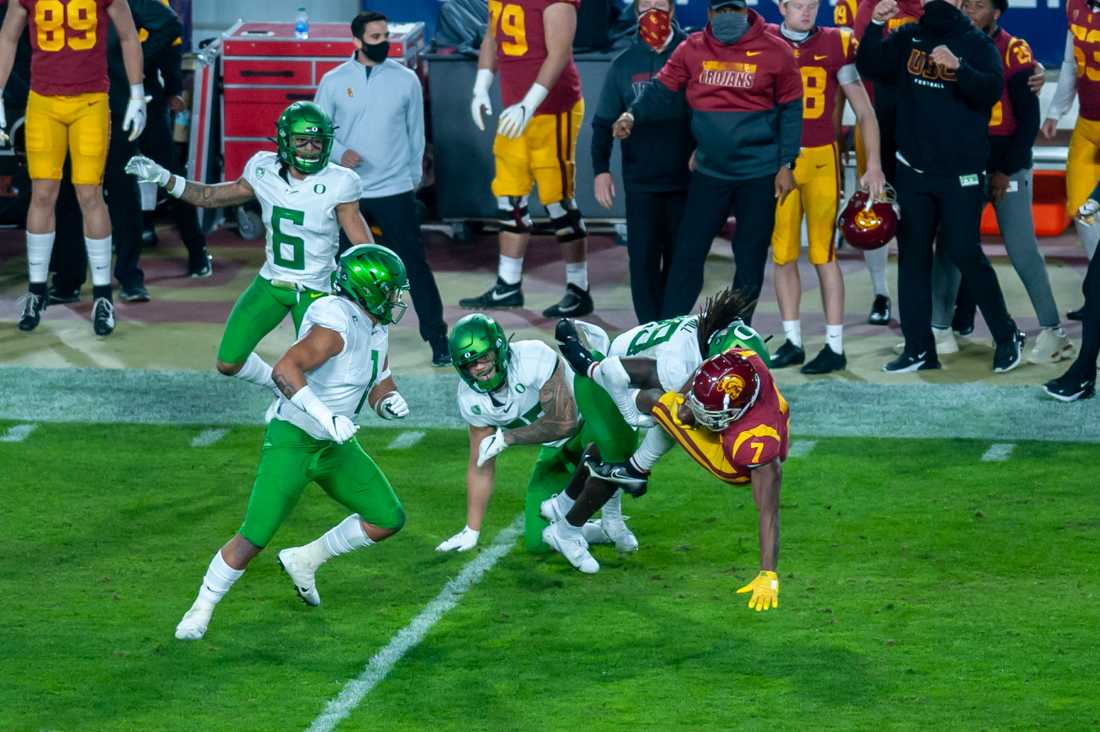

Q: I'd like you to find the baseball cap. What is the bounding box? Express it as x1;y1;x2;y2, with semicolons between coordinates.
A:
711;0;748;8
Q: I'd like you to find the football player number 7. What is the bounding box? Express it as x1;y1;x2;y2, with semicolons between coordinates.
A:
34;0;98;52
488;0;528;57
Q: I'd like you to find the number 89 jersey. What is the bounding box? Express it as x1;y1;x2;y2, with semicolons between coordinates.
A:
244;151;361;292
609;315;704;393
22;0;112;96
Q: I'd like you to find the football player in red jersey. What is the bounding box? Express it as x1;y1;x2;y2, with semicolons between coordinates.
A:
460;0;594;319
0;0;147;336
767;0;885;375
589;347;788;612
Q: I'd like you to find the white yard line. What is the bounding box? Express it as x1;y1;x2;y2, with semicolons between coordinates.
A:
190;428;228;448
981;443;1016;462
0;424;37;443
386;431;425;450
307;514;524;732
788;440;817;459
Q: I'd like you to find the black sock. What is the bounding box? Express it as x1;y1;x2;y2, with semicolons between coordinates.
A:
565;477;617;528
92;285;112;302
29;282;47;296
564;462;590;501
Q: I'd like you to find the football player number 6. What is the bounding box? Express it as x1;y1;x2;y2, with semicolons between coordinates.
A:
488;0;528;57
271;206;306;270
35;0;97;53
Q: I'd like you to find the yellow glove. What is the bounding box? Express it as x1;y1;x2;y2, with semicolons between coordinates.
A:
736;570;779;612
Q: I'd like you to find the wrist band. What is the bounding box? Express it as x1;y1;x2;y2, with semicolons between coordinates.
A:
166;175;187;198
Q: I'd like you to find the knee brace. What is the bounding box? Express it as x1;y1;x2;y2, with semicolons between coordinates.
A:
497;195;532;234
547;198;587;243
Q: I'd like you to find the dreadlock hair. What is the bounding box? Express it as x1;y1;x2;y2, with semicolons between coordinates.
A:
695;287;757;358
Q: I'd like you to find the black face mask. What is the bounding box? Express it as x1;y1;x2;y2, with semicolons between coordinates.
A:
362;41;389;63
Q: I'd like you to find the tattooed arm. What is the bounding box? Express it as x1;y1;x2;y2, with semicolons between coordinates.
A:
502;358;579;446
271;326;345;398
174;175;257;209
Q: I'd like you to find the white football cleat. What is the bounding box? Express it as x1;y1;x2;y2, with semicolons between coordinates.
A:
601;516;640;553
580;520;612;545
175;601;214;640
540;493;568;524
542;522;599;574
1028;327;1076;364
277;547;320;607
435;527;479;552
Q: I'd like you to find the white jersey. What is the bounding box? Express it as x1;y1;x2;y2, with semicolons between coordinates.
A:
267;295;390;440
456;340;568;443
243;151;361;292
609;315;703;392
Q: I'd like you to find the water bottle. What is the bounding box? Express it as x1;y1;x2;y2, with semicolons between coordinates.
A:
294;7;309;40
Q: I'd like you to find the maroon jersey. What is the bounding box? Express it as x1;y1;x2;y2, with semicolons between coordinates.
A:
1068;0;1100;121
768;24;858;147
491;0;582;114
853;0;921;104
720;350;791;472
988;28;1035;137
21;0;113;96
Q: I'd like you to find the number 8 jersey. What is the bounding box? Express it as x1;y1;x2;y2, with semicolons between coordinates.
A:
609;315;704;392
22;0;111;96
243;151;361;292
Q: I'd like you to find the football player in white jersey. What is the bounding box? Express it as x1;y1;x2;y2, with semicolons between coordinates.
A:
436;313;639;570
174;245;411;641
125;101;373;391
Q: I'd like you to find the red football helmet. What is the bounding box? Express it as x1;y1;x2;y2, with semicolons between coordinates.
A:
687;350;761;432
837;184;900;251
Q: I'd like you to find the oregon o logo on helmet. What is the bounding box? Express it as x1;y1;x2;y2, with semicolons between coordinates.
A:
717;374;745;399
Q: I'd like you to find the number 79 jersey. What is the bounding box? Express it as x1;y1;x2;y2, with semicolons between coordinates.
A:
243;151;361;292
609;315;704;393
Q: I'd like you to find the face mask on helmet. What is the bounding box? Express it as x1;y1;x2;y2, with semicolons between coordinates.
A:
449;314;510;393
275;102;335;175
687;351;762;432
332;244;409;324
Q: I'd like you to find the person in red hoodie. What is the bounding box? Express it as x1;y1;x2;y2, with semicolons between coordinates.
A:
614;0;803;323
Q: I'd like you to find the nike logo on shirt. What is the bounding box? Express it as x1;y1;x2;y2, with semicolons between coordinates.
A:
814;54;828;60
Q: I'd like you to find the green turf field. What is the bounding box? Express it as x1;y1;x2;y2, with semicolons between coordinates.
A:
2;422;1098;731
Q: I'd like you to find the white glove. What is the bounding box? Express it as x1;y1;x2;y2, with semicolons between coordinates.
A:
497;83;549;139
124;155;170;186
0;91;8;147
435;526;480;552
291;386;359;443
375;391;409;420
123;84;147;141
470;68;494;131
476;427;508;467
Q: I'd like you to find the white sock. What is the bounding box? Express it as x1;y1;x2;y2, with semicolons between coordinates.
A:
600;489;622;520
554;491;576;516
632;426;673;472
565;262;588;291
498;255;524;285
592;357;642;423
825;324;843;355
196;550;245;608
865;245;889;296
304;514;373;567
782;320;803;349
84;235;112;287
235;353;273;388
26;231;55;284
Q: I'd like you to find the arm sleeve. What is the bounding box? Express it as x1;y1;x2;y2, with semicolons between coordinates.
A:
855;21;902;83
954;40;1004;110
1001;69;1040;174
314;81;349;162
1047;32;1078;120
133;0;183;63
590;63;624;177
406;75;425;189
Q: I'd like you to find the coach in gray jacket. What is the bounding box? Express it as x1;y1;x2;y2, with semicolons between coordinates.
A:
315;10;449;366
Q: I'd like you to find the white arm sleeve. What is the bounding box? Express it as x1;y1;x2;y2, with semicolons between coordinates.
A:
837;62;860;86
1047;32;1078;121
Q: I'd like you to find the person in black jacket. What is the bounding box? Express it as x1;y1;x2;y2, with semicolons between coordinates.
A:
49;0;182;304
857;0;1024;373
590;0;693;324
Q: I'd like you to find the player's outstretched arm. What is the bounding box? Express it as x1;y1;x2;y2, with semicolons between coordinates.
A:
735;459;782;611
502;358;579;446
437;425;497;552
336;201;375;244
125;155;256;207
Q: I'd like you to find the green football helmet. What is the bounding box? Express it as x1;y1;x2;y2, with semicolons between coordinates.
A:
331;244;409;324
275;101;335;175
707;319;772;368
449;313;510;393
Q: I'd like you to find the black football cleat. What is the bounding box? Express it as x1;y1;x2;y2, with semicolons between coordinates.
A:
992;331;1025;373
17;292;47;332
430;334;451;368
770;340;806;368
883;350;941;373
459;277;524;309
542;283;594;318
119;286;151;303
92;297;116;336
868;295;891;325
555;318;596;376
188;251;214;278
800;346;847;375
1066;305;1085;322
586;458;649;498
1043;373;1096;402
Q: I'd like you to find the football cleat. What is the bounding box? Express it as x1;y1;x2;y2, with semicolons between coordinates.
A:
175;600;214;640
580;520;613;546
587;459;649;497
1029;327;1076;364
600;516;639;553
539;493;569;524
868;294;891;325
459;278;524;309
277;547;321;607
555;318;596;376
542;283;594;318
951;306;975;337
435;526;479;552
17;292;47;332
119;286;151;303
800;346;846;375
1066;306;1085;322
542;522;599;574
92;297;115;336
770;340;805;369
883;351;941;373
188;251;214;278
992;331;1026;373
1043;373;1096;402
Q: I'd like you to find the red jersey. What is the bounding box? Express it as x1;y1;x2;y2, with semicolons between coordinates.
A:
1068;0;1100;121
719;350;790;474
490;0;582;114
21;0;113;96
834;0;857;29
768;24;857;147
988;28;1035;137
